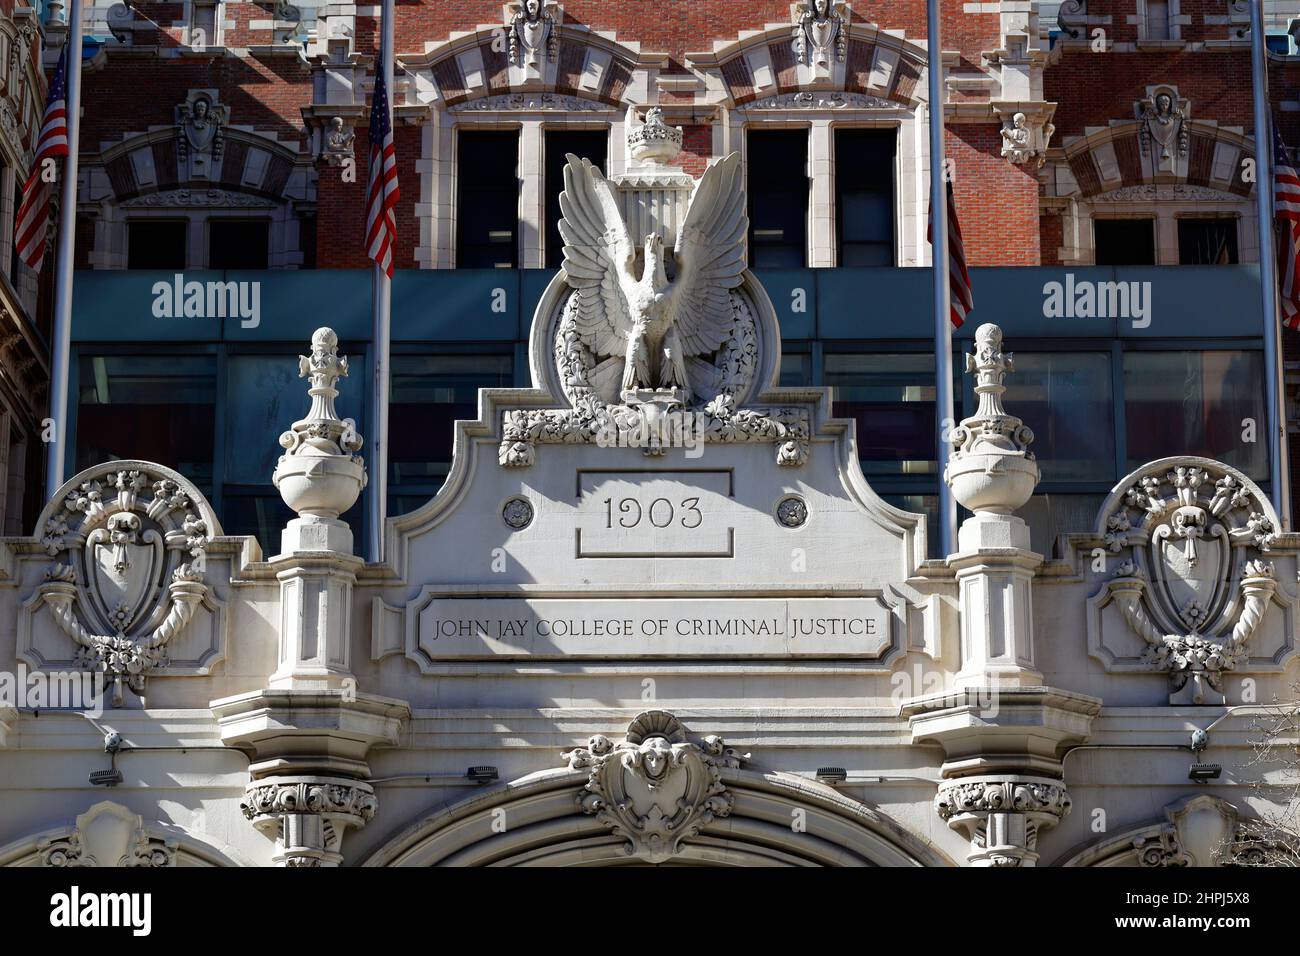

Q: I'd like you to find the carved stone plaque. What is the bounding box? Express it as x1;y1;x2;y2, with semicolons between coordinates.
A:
575;470;734;558
409;596;896;660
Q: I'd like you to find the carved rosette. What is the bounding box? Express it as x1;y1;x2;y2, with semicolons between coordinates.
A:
500;297;810;467
37;467;213;701
935;776;1072;867
241;776;378;868
1095;460;1282;703
563;711;748;864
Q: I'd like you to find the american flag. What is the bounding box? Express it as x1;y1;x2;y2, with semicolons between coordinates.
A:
1274;128;1300;330
927;177;972;328
14;46;69;274
365;44;400;278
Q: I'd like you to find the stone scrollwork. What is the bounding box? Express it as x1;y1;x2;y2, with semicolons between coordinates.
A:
36;466;214;703
935;776;1072;867
1091;459;1286;704
37;802;176;868
563;710;748;864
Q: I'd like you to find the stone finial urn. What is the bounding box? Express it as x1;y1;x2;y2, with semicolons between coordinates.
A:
944;323;1039;516
273;328;366;551
627;106;684;165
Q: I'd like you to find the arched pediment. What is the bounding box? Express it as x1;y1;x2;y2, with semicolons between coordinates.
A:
1061;120;1255;199
363;712;950;867
686;15;928;109
0;800;252;868
408;9;660;110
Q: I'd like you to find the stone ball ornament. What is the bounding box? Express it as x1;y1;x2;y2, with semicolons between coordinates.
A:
944;323;1040;515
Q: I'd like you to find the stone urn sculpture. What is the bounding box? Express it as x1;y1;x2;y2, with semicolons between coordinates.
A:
944;323;1039;519
272;327;366;554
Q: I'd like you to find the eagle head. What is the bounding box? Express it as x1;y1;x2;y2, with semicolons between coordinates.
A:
641;233;669;291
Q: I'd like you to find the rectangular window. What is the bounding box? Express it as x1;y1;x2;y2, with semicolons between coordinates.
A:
209;220;270;270
127;221;188;270
826;352;936;475
1144;0;1170;39
999;352;1114;482
1094;218;1155;266
1123;350;1268;479
388;353;513;508
76;355;216;491
457;130;520;269
1177;218;1238;265
835;128;895;266
747;129;808;268
190;0;218;47
545;128;608;269
779;352;812;386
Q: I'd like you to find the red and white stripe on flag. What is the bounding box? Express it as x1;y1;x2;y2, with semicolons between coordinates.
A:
14;46;69;275
927;179;972;329
365;46;400;278
1274;130;1300;330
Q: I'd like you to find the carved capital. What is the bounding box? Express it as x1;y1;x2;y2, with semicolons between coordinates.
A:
935;775;1072;867
240;776;377;867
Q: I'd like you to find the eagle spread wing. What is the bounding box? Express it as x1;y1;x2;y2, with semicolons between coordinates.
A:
558;154;634;358
668;152;748;357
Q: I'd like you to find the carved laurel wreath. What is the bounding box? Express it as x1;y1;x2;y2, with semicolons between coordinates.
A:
499;293;810;467
1099;464;1279;694
38;469;211;692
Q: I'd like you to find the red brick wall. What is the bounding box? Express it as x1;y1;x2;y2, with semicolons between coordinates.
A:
947;125;1040;266
1039;212;1064;266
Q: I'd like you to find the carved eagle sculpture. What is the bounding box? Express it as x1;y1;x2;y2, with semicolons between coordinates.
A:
558;151;749;404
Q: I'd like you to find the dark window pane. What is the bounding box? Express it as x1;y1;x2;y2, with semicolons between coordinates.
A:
748;129;807;268
222;494;363;558
388;354;513;494
779;352;811;386
209;220;269;270
827;352;936;475
1177;218;1238;265
76;355;215;491
1000;352;1114;482
1094;219;1155;266
1123;350;1268;479
127;221;187;270
836;128;895;267
457;131;520;269
882;493;940;559
226;354;334;484
545;129;607;269
1020;493;1107;555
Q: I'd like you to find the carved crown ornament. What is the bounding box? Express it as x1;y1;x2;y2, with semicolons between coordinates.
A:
22;462;224;705
499;153;811;469
563;711;748;864
1085;458;1295;705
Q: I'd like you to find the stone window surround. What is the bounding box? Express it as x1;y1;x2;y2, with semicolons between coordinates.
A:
90;206;301;271
1058;193;1257;266
427;101;928;271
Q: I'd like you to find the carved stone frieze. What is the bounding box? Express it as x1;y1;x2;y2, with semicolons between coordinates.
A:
1089;459;1288;704
563;711;747;864
35;466;214;702
1090;183;1240;203
451;93;609;113
747;91;895;111
121;188;276;208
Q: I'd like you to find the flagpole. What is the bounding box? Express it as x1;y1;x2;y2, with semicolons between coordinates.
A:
1249;0;1292;529
44;0;82;501
368;0;394;562
926;0;957;556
